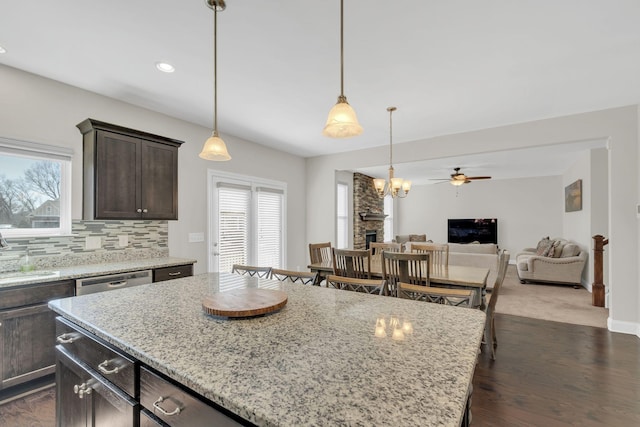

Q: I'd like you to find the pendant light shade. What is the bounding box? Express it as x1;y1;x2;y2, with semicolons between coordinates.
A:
323;95;363;138
199;0;231;161
323;0;363;138
200;133;231;161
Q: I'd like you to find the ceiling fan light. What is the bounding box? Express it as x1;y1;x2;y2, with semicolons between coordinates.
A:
450;179;465;186
199;134;231;161
323;97;363;138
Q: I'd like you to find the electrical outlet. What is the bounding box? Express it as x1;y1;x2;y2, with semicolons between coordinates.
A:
118;235;129;247
85;236;101;250
189;232;205;243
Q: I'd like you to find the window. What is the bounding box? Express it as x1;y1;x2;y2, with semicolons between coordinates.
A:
0;137;72;236
209;172;286;273
384;196;393;241
336;182;349;249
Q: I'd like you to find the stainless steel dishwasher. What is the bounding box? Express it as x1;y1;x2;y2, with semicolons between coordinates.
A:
76;270;153;295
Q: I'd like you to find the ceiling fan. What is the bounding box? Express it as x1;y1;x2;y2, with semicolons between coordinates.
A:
433;167;492;186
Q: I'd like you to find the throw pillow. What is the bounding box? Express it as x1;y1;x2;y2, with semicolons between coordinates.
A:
546;239;562;257
409;234;427;242
561;244;580;258
535;237;552;256
552;240;567;258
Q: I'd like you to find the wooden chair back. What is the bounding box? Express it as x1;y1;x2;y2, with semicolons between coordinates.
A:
326;275;386;295
485;250;510;360
309;242;332;264
332;248;372;279
231;264;272;279
369;242;402;256
381;251;429;296
408;242;449;272
397;282;473;307
270;268;317;285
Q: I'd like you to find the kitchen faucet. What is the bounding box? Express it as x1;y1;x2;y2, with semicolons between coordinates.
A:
0;232;9;249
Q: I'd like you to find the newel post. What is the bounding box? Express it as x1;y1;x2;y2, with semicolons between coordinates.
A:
592;234;608;307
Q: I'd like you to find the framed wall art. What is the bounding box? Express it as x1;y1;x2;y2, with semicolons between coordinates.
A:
565;179;582;212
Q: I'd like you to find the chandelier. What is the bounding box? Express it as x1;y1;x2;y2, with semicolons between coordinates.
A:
322;0;363;138
199;0;231;161
373;107;411;198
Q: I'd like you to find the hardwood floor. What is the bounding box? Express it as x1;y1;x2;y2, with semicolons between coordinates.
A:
473;313;640;426
1;313;638;426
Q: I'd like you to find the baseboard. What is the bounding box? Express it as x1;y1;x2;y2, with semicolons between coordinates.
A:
607;317;640;337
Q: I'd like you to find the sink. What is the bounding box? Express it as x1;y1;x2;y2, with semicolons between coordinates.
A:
0;270;60;285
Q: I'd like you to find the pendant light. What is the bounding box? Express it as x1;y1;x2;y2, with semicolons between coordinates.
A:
199;0;231;161
373;107;411;198
323;0;363;138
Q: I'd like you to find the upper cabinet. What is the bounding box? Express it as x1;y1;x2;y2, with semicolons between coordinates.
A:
77;119;184;220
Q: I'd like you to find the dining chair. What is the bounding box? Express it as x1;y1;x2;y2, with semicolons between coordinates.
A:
270;268;317;285
309;242;332;264
231;264;272;279
484;250;510;360
369;242;402;256
325;275;386;295
397;282;473;307
332;248;372;279
408;242;449;273
381;251;429;297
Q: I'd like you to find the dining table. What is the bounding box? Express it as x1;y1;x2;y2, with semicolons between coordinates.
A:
308;258;490;308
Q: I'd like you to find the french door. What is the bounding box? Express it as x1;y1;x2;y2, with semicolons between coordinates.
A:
208;171;286;273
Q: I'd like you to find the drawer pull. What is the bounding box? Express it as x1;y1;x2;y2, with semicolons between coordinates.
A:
108;280;128;288
153;396;182;416
73;383;92;399
168;272;182;276
56;333;80;344
98;359;120;375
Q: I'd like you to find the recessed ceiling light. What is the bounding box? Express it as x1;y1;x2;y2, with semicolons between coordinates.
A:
0;46;6;54
155;62;175;73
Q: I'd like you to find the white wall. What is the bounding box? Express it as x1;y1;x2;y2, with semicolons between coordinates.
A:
396;176;563;258
306;106;639;335
0;65;308;274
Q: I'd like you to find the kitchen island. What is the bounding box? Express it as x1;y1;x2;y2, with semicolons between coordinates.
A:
49;273;485;426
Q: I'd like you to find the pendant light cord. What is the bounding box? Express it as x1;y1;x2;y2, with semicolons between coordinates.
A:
340;0;344;97
213;6;218;136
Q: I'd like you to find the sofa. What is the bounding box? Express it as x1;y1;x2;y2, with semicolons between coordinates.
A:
516;237;587;286
447;242;500;287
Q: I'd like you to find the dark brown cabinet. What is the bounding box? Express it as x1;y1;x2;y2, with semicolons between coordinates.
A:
153;264;194;282
56;346;138;427
0;280;73;392
77;119;183;220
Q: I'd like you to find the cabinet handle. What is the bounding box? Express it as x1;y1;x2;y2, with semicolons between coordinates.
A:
168;272;182;276
98;359;120;375
137;209;142;213
73;383;92;399
153;396;182;416
56;333;80;344
143;208;148;213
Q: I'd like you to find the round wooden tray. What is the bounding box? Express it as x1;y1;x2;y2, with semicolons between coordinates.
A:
202;288;288;318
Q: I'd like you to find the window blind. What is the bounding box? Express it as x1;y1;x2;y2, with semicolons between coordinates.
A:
257;190;282;267
218;185;250;273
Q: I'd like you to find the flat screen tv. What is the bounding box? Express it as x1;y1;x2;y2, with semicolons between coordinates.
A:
448;218;498;244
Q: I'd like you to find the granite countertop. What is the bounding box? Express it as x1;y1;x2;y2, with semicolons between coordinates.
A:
0;257;196;289
49;273;486;427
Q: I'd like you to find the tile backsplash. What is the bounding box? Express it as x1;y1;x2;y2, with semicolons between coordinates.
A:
0;220;169;272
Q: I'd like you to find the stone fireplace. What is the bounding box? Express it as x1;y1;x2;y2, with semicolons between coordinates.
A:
353;172;385;249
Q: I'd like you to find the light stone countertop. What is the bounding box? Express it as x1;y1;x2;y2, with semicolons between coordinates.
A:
49;273;485;427
0;257;196;289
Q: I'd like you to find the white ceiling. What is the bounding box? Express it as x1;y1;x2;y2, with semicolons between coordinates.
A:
1;1;638;177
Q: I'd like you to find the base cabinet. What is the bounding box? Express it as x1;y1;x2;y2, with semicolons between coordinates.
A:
55;317;251;427
0;280;74;392
56;346;138;427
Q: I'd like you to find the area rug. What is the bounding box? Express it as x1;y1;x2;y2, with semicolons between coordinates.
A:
494;265;608;328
